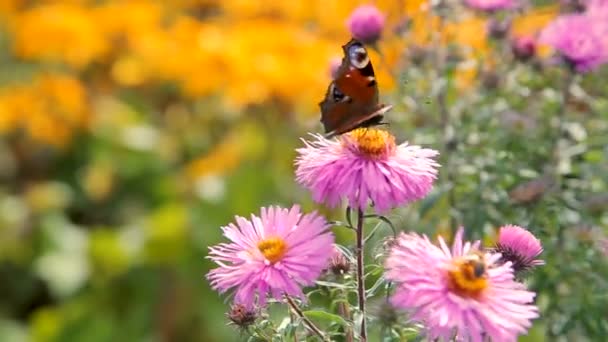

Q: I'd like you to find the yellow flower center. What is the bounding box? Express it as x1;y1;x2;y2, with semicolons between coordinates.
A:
447;253;488;299
345;128;395;158
257;237;287;264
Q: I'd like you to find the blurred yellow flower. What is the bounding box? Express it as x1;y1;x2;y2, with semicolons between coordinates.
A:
0;73;89;147
0;0;559;136
81;161;115;202
0;0;23;21
24;182;73;213
12;3;108;68
186;131;243;181
512;5;559;37
445;17;488;57
111;55;148;87
512;5;559;59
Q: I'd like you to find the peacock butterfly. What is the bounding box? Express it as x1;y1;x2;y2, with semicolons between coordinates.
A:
320;39;392;137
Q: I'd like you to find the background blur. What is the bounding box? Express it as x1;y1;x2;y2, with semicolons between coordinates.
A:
0;1;607;341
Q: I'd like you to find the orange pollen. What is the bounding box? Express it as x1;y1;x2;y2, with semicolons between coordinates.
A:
446;256;489;299
257;237;287;264
346;128;395;158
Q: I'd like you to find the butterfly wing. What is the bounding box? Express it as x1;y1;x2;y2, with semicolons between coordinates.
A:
320;39;388;136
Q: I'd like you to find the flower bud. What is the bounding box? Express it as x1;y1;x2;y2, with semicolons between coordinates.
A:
346;5;385;45
408;45;429;66
560;0;586;12
494;225;544;274
226;303;256;328
487;18;511;40
481;70;500;90
329;248;351;276
511;35;536;62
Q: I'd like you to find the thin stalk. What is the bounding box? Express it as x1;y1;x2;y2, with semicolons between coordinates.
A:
356;208;367;341
432;8;457;231
554;68;574;247
250;325;273;341
553;69;573;173
284;295;330;342
290;310;299;342
337;295;354;342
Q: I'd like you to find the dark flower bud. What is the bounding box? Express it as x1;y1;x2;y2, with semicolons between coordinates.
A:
487;18;511;40
408;45;429;66
226;303;256;328
511;35;536;62
560;0;586;13
445;46;463;65
481;70;500;90
329;247;351;276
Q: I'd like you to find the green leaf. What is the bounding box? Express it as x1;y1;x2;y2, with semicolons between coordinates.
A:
302;311;347;327
315;280;351;290
366;275;386;297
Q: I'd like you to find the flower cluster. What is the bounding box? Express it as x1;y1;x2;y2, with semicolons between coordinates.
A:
208;120;544;340
0;73;88;147
203;2;552;341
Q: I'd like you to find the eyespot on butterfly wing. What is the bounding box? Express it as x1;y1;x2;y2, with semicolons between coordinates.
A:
320;39;392;138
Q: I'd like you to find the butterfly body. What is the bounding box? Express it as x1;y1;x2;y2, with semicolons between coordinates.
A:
320;39;392;137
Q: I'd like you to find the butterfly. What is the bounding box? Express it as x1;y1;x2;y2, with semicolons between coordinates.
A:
319;39;392;137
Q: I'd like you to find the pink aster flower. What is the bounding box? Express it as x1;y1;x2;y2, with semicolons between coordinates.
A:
586;0;608;17
495;225;544;273
385;228;539;341
206;205;334;308
539;14;608;72
346;5;385;44
464;0;517;11
295;128;439;214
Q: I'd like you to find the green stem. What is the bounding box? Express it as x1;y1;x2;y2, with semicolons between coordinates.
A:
284;295;330;342
554;69;574;248
356;208;367;341
432;8;457;231
337;293;354;342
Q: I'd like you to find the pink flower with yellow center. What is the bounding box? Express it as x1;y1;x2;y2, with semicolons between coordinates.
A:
207;205;334;308
295;128;439;213
385;228;539;341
